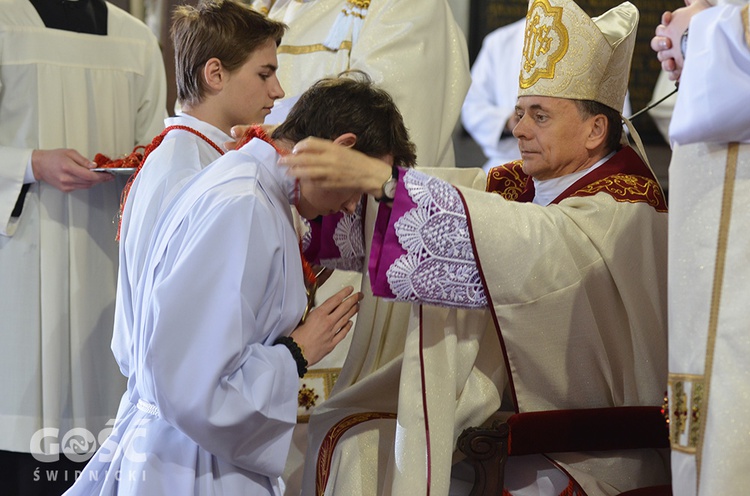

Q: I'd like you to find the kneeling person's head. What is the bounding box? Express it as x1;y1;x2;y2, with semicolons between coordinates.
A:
272;71;417;218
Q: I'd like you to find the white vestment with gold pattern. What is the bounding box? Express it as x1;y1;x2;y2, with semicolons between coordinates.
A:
666;3;750;495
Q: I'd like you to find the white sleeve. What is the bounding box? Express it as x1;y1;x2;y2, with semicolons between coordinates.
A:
669;3;750;144
460;21;525;164
461;31;513;156
0;145;33;236
147;195;299;477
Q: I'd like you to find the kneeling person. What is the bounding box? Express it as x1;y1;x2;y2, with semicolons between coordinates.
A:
65;72;415;496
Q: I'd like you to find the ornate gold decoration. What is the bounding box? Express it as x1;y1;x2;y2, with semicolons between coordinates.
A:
298;383;320;411
347;0;370;8
316;412;397;496
486;161;528;201
297;368;341;423
572;174;668;212
277;40;353;55
520;0;569;89
695;142;740;485
668;374;704;453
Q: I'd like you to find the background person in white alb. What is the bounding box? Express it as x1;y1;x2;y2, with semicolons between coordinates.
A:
0;1;166;493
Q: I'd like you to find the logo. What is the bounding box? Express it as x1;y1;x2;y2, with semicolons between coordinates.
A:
30;419;148;464
520;0;569;89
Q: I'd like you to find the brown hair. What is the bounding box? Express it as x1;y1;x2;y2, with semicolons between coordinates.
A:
171;0;286;106
272;71;417;168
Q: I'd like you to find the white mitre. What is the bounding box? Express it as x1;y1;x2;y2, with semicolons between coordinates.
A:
518;0;639;113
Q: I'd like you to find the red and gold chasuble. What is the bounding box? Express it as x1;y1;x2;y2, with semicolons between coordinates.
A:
486;146;667;212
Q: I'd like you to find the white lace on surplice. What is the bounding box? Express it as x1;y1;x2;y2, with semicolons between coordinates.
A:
386;169;487;308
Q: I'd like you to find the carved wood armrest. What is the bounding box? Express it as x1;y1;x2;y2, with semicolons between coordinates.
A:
456;419;509;496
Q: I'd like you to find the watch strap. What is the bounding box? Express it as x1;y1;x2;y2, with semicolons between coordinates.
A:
375;164;399;203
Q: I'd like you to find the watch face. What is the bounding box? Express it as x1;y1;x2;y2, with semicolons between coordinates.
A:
383;178;397;199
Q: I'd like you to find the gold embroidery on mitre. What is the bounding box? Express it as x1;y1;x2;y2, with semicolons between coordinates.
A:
487;161;528;201
520;0;569;89
668;374;704;453
572;174;668;212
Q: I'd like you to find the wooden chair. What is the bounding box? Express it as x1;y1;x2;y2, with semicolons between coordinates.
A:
456;406;672;496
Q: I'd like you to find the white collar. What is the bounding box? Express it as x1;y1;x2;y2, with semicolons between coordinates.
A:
166;113;232;153
532;151;615;206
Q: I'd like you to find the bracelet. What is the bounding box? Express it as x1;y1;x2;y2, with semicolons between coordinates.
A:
275;336;308;378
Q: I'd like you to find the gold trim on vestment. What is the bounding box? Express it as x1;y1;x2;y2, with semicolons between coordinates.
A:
297;367;341;423
316;412;397;495
277;40;353;55
695;142;739;487
297;368;341;423
486;161;527;201
667;373;704;453
347;0;370;8
742;5;750;48
574;174;668;212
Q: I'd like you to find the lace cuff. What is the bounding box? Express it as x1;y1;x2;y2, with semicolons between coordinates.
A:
385;169;487;308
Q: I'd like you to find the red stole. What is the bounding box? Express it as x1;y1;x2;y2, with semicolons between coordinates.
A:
485;146;667;212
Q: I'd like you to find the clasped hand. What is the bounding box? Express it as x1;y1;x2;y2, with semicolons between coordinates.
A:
650;0;710;81
290;285;363;367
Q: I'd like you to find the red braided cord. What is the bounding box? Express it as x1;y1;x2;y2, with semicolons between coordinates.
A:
106;125;224;241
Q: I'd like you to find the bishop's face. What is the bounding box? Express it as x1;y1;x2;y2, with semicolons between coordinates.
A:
512;96;596;181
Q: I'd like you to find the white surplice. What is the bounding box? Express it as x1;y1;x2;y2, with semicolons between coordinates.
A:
0;0;166;454
113;114;230;379
666;3;750;495
65;138;305;495
461;19;527;172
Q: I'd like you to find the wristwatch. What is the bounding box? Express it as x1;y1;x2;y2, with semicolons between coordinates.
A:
376;165;399;203
680;28;689;59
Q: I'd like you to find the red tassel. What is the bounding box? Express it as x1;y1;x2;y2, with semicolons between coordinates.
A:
107;125;224;241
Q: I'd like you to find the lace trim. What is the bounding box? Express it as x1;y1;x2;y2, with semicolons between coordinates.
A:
386;170;486;308
320;200;364;272
298;217;313;253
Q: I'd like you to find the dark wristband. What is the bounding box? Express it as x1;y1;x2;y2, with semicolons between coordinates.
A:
275;336;308;378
